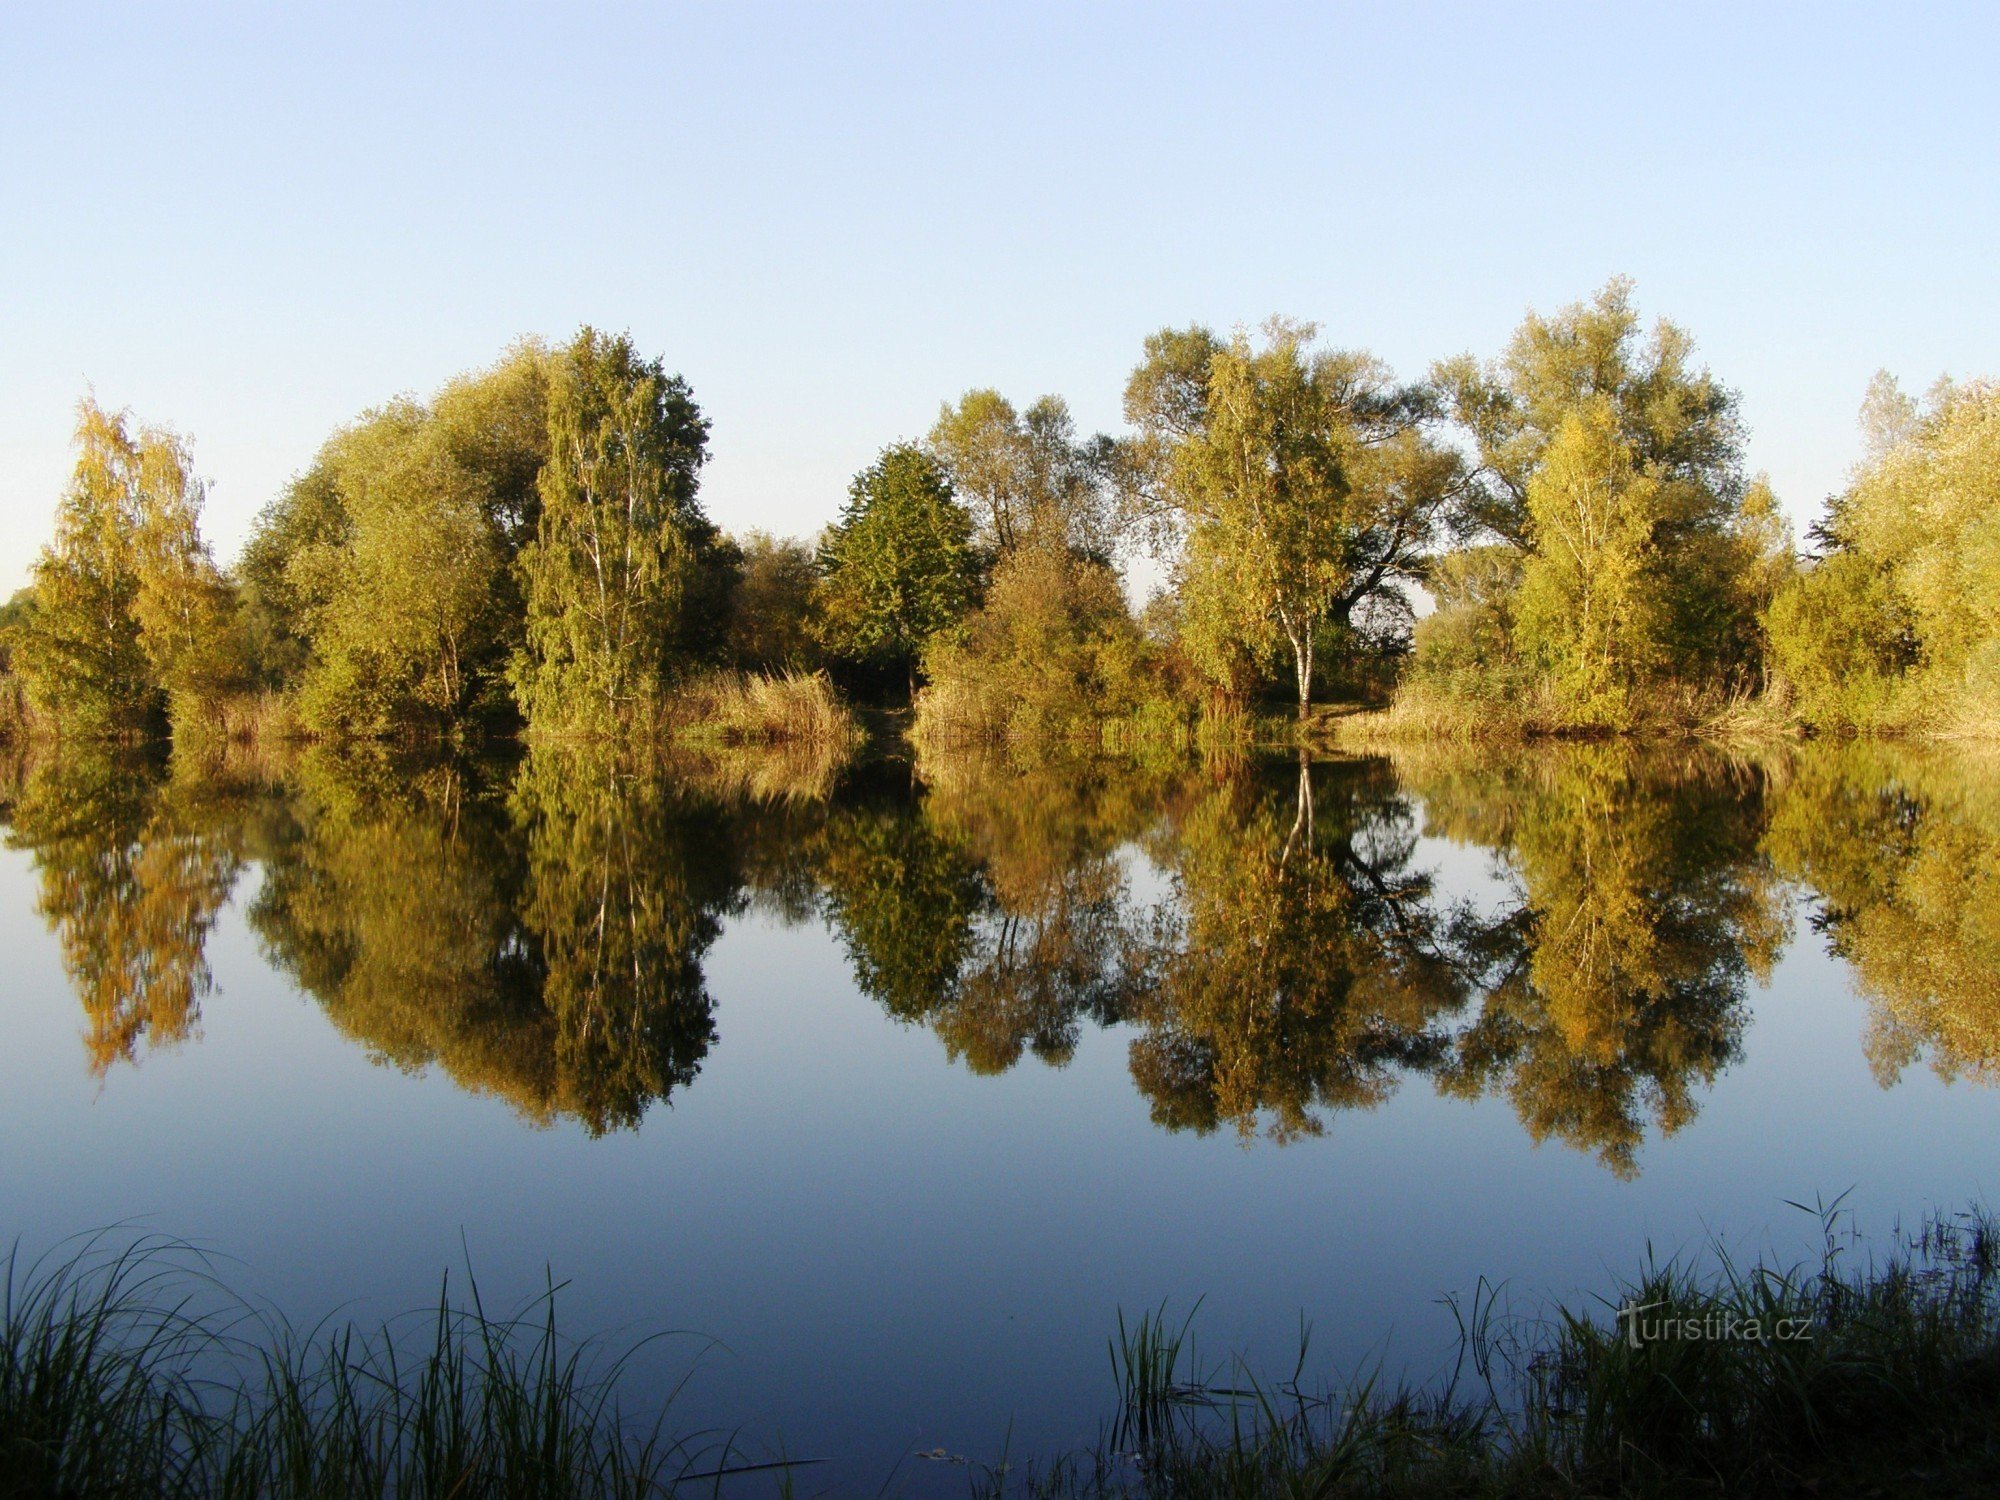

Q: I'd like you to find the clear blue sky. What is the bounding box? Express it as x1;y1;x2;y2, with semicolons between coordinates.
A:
2;2;1993;592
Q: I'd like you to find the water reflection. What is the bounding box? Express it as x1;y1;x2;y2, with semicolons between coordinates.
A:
1402;745;1787;1177
1125;756;1466;1142
3;745;244;1075
820;755;1174;1073
1764;746;2000;1086
5;736;1995;1172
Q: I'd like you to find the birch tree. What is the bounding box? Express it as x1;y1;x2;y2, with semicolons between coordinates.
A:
1125;320;1461;718
513;329;714;736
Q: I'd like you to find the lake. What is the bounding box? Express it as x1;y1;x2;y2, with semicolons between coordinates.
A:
2;737;1996;1490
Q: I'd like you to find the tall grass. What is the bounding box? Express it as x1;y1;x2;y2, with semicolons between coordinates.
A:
14;1208;2000;1497
1342;677;1811;746
913;676;1244;766
661;739;851;804
168;690;302;749
1108;1301;1207;1450
994;1201;2000;1497
0;1234;755;1500
661;670;861;749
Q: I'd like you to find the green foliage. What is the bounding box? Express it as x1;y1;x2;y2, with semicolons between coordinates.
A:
816;443;980;688
1412;280;1782;728
514;330;718;737
1407;544;1525;699
249;343;553;738
0;1234;723;1497
914;539;1185;748
15;400;242;740
722;530;823;672
1513;401;1672;722
236;462;351;690
0;587;39;666
238;332;730;744
1125;319;1462;715
1436;276;1745;552
1766;549;1916;726
928;388;1117;557
1768;377;2000;733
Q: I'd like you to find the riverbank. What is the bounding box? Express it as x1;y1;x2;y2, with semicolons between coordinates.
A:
0;667;863;759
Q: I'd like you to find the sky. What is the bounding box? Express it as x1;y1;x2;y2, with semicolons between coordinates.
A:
2;1;1994;594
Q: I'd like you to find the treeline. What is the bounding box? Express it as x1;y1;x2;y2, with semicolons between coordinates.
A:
6;284;1994;746
0;331;838;747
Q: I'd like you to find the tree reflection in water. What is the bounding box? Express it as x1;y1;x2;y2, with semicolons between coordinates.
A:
1764;745;2000;1087
3;744;243;1076
4;736;1996;1173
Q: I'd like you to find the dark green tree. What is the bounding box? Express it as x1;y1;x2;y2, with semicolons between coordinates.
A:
817;444;980;693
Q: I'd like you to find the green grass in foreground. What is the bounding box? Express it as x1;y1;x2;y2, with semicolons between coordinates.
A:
1028;1200;2000;1499
0;1234;773;1499
5;1204;1999;1497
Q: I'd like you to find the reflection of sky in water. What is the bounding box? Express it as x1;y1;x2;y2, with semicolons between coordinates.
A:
1;769;1997;1493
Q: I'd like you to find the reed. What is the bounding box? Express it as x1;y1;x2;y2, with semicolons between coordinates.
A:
0;1233;752;1500
661;670;861;748
990;1200;2000;1498
12;1206;1999;1497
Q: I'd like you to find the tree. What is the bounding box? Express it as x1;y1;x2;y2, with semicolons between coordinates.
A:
129;428;243;724
928;390;1117;558
237;463;352;691
243;342;553;735
816;444;980;692
513;329;716;736
1426;279;1769;714
913;538;1161;746
1512;401;1671;720
17;399;236;737
724;531;823;672
1766;376;2000;730
289;402;512;735
1125;319;1462;718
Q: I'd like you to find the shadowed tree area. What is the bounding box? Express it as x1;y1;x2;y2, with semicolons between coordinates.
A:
812;773;986;1043
246;747;555;1115
896;752;1186;1072
508;742;740;1131
246;743;743;1133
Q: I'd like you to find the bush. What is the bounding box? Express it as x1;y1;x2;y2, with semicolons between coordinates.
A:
913;542;1194;750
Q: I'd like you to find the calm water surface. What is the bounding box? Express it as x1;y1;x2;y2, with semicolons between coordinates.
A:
2;739;1997;1488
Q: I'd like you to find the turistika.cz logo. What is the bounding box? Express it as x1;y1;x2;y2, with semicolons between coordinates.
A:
1615;1301;1814;1349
